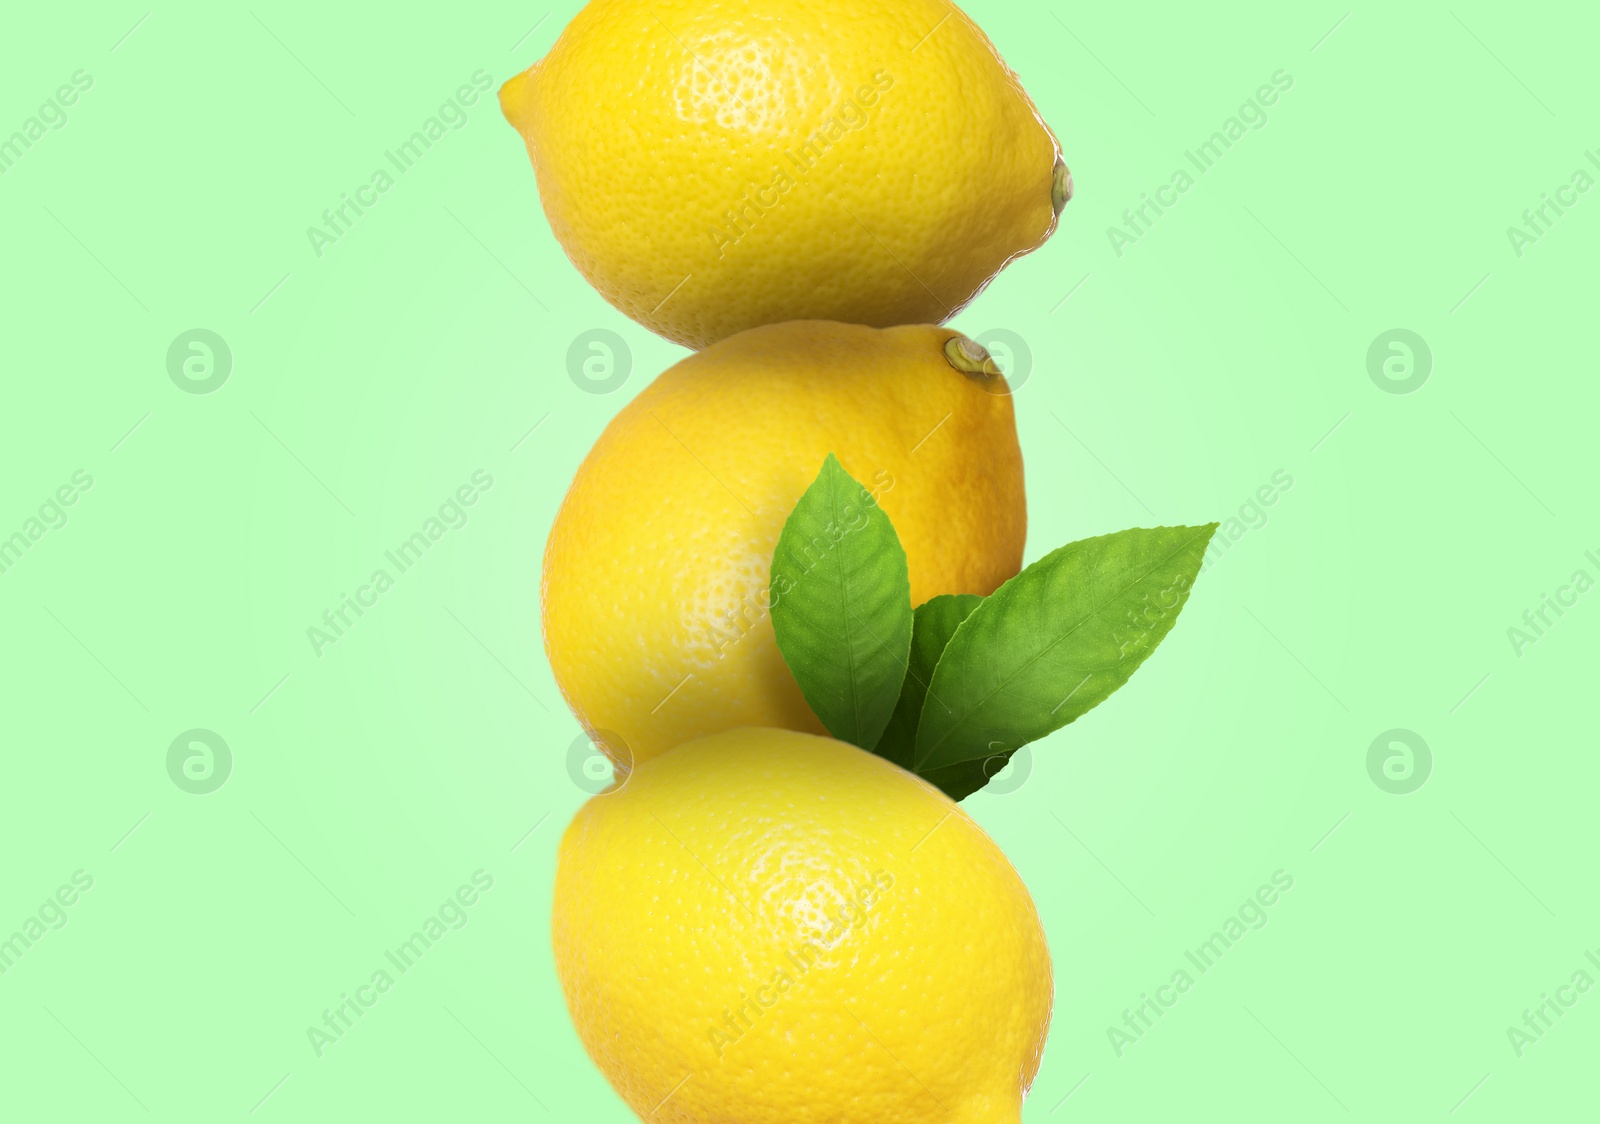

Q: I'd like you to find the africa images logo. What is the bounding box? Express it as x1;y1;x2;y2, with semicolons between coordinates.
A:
1106;70;1293;257
705;870;894;1058
0;70;93;176
707;71;896;257
305;71;495;258
1505;151;1600;259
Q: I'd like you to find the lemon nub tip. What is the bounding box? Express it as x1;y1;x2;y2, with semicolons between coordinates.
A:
499;69;536;133
944;335;1003;380
1051;160;1073;216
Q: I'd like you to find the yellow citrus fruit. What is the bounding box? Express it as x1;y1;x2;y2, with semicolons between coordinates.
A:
500;0;1068;349
543;320;1026;767
554;727;1053;1123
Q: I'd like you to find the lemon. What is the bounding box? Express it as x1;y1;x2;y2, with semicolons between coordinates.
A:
554;727;1052;1123
500;0;1068;348
543;320;1026;767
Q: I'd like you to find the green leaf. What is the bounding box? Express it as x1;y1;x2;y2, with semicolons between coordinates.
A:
913;524;1218;774
769;454;914;749
919;751;1019;803
872;594;983;770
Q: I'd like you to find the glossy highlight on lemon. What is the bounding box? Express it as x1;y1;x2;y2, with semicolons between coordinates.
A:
541;320;1027;767
500;0;1068;348
553;727;1053;1124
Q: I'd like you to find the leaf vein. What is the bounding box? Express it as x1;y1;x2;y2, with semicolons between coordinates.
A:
916;526;1213;766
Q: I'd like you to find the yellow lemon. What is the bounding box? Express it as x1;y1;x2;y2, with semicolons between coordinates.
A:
500;0;1068;348
543;320;1026;767
554;727;1053;1123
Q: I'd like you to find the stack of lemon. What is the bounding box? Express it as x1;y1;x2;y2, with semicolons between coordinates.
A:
500;2;1068;1119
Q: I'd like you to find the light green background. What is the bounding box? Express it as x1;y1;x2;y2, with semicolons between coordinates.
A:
1;2;1594;1119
